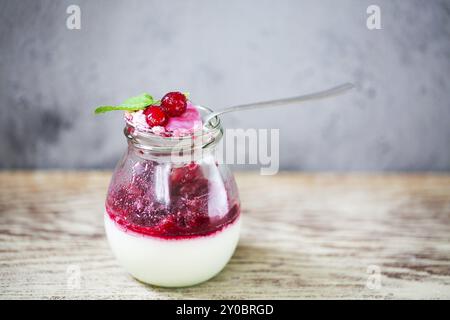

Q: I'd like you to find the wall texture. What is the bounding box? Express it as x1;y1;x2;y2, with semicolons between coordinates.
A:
1;0;449;170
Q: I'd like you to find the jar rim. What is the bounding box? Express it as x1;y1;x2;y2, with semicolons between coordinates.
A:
124;105;223;153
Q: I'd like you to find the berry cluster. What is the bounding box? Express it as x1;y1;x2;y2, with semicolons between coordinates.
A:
143;92;187;127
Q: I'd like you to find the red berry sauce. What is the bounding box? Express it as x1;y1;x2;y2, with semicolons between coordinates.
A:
106;161;240;239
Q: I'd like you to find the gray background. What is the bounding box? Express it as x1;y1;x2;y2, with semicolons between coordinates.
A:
1;0;449;171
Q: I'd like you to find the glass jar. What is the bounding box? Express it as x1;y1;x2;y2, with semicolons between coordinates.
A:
104;106;241;287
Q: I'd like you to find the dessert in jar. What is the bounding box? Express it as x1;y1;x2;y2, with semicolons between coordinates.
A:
96;92;240;287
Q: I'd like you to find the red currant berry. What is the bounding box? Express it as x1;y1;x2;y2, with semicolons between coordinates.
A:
143;106;168;127
160;92;187;117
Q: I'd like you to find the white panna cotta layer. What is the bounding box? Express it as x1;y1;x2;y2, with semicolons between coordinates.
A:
104;213;241;287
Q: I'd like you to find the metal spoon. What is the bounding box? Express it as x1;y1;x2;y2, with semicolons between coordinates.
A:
203;82;354;128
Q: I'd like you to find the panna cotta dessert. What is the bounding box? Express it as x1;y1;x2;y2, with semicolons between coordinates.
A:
96;91;241;287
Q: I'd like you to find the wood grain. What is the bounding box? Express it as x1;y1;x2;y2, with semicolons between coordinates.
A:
0;171;449;299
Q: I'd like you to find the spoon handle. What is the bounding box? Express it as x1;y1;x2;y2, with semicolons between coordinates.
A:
204;82;354;126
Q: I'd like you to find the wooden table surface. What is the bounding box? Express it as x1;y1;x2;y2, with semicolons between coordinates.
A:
1;171;449;299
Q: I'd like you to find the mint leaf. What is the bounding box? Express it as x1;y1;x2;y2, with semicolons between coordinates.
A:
94;106;144;114
121;93;154;108
94;93;154;114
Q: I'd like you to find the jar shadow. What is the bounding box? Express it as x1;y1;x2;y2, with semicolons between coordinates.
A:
140;241;309;299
